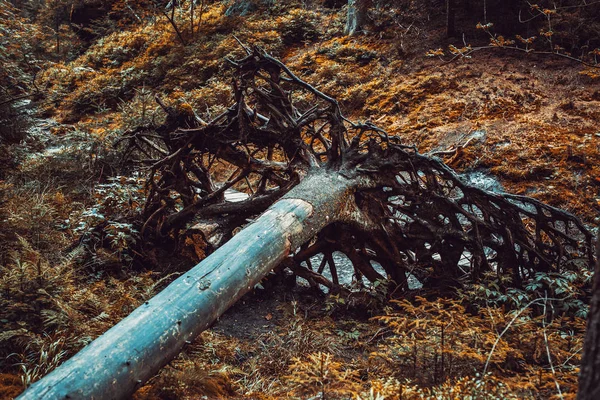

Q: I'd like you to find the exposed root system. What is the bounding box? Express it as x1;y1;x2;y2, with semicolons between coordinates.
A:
121;46;595;293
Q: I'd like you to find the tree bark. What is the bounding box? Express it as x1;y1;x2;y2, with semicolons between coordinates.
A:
446;0;455;38
345;0;369;35
17;170;361;400
190;0;194;37
55;19;60;56
578;238;600;400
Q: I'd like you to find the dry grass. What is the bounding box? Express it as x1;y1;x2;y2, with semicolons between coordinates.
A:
2;0;598;398
129;291;583;399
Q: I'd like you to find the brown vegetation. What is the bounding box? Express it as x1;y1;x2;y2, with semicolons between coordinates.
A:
1;0;600;398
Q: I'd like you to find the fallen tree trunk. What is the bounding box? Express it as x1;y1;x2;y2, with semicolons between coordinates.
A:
17;171;362;399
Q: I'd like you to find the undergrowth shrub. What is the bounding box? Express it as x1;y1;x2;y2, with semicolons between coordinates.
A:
0;235;158;388
14;333;69;388
118;86;161;130
284;352;362;399
358;374;521;400
0;1;49;94
0;104;28;181
0;101;29;148
278;9;320;45
1;182;69;258
136;359;237;399
36;2;331;124
370;296;584;398
177;80;232;120
39;22;174;122
0;237;80;372
462;269;592;318
13;128;119;193
135;289;577;399
251;301;339;380
75;175;146;267
0;112;154;388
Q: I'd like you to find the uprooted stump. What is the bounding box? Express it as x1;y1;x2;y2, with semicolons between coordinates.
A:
19;46;595;399
135;45;594;293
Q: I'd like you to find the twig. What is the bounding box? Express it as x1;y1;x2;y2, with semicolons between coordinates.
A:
160;7;187;46
483;298;545;375
428;136;477;158
483;297;563;375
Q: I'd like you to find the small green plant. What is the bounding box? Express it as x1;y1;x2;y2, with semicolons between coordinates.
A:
336;328;360;341
461;269;591;318
118;85;160;130
75;176;145;264
15;336;67;388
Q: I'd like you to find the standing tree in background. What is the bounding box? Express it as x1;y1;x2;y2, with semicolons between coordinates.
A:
345;0;371;35
38;0;72;56
446;0;456;37
578;239;600;400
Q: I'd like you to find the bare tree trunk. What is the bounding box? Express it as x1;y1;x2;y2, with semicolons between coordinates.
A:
483;0;487;23
446;0;455;38
55;19;60;56
16;171;360;400
345;0;369;35
197;0;205;30
578;239;600;400
190;0;194;37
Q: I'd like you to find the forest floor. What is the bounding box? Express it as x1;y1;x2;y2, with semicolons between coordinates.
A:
1;2;599;399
